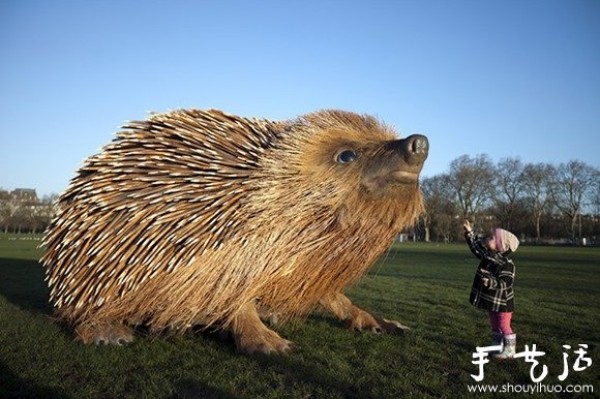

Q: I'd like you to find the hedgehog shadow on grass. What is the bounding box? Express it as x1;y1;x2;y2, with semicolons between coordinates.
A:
0;257;80;341
0;360;74;399
0;257;52;314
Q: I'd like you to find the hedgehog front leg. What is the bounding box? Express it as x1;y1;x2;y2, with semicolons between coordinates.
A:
229;300;292;355
320;292;410;334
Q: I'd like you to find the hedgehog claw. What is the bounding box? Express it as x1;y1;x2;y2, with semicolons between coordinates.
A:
116;337;132;346
377;317;410;334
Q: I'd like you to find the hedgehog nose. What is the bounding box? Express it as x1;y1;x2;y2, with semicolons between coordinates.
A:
403;134;428;165
391;134;429;166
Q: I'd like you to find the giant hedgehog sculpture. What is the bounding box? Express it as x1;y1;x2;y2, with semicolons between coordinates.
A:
41;109;428;354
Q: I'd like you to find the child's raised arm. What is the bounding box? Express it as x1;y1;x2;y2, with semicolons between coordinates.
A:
462;220;472;233
463;220;488;260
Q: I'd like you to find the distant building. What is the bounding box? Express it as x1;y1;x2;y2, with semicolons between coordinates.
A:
10;188;39;203
0;188;54;233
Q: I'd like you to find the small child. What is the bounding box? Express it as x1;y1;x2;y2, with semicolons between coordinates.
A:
463;220;520;359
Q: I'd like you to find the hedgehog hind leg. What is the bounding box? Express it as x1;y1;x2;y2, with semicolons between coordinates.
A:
229;301;292;355
74;320;134;346
320;292;410;334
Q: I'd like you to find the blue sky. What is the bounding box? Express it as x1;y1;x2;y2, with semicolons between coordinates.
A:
1;0;599;197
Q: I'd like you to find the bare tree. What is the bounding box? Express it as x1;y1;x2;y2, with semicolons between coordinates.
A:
421;174;457;242
589;168;600;239
11;205;29;234
0;189;11;233
445;154;494;224
419;182;433;243
521;163;554;243
36;193;60;233
493;157;525;229
550;160;596;243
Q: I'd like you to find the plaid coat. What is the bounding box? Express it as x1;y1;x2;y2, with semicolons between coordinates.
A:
465;231;515;312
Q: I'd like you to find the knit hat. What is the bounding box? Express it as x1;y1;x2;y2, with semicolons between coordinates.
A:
492;228;519;253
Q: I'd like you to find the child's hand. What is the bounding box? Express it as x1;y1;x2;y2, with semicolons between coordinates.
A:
463;220;472;233
481;277;490;287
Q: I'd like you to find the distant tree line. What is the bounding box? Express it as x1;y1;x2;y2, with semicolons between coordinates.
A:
3;157;599;244
418;156;599;245
0;189;57;234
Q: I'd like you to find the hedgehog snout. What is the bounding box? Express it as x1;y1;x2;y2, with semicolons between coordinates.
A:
388;134;429;167
361;135;428;193
384;134;429;184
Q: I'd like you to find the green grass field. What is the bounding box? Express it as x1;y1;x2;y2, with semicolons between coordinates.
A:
1;234;598;398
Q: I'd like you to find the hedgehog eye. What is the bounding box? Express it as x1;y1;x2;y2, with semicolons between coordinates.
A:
336;150;358;164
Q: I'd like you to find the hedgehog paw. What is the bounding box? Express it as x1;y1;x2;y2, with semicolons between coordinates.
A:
350;310;409;335
75;322;134;346
235;328;293;355
231;301;292;355
348;308;382;333
320;293;409;335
